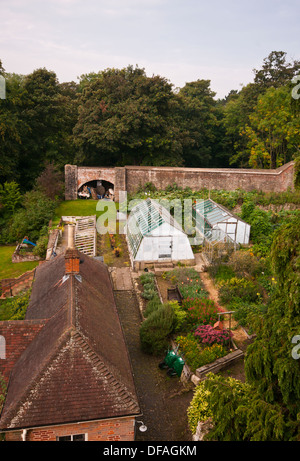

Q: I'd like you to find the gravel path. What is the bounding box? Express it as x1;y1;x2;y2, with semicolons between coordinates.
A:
113;290;194;442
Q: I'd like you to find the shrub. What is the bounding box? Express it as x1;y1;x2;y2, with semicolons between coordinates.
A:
140;303;175;356
218;277;262;305
194;324;233;347
33;233;49;258
144;295;162;318
140;272;155;285
187;382;212;435
176;334;227;372
228;250;261;277
140;272;158;301
9;190;56;243
142;287;158;300
171;301;188;333
229;299;267;330
0;290;31;321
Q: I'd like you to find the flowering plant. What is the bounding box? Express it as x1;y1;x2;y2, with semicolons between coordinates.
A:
176;334;227;371
183;297;218;327
194;324;233;346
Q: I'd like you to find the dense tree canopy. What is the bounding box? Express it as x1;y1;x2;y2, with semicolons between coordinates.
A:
0;51;299;190
73;66;187;167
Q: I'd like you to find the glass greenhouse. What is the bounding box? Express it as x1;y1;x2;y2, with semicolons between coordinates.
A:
126;199;195;270
192;199;251;262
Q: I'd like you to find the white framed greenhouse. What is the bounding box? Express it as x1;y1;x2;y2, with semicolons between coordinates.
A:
193;199;251;245
192;199;251;263
126;198;195;270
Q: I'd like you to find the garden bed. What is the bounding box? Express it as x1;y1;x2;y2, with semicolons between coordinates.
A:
138;266;245;380
12;241;41;263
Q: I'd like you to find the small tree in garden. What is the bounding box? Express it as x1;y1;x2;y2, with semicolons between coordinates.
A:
139;303;175;356
0;181;22;216
36;162;64;200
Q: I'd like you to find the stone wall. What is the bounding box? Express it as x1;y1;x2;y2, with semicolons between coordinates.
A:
65;161;295;201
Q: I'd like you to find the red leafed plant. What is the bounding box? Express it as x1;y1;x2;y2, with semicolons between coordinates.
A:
183;298;219;327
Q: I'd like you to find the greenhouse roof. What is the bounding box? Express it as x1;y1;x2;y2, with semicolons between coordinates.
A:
193;199;237;246
194;199;233;226
128;198;183;236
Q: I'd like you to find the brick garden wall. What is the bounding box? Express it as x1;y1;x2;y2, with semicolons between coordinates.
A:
65;162;295;201
4;416;136;441
0;269;36;298
123;162;295;194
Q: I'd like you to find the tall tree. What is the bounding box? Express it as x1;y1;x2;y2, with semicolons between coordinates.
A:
0;72;29;184
223;51;300;168
73;66;186;167
19;68;76;188
222;83;260;167
253;51;300;91
244;86;300;168
177;80;219;167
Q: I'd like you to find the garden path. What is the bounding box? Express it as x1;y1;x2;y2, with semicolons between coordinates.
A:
200;272;250;349
113;289;194;441
111;267;134;291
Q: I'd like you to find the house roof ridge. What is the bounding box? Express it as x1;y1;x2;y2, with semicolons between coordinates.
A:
69;330;140;413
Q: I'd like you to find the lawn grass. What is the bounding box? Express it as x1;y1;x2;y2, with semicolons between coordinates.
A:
53;199;119;224
0;246;39;280
53;199;100;224
0;199;121;282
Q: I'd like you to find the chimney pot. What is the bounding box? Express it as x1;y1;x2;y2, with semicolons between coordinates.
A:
65;224;80;274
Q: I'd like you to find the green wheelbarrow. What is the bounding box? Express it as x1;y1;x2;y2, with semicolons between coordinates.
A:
159;349;178;370
159;349;185;378
167;356;185;377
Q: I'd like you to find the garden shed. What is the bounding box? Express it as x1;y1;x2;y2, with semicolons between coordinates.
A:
126;198;195;270
193;199;250;246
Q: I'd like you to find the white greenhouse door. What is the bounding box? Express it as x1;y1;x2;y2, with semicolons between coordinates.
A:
158;238;172;260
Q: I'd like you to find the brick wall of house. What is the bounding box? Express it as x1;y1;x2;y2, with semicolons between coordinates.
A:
0;320;46;384
4;417;136;441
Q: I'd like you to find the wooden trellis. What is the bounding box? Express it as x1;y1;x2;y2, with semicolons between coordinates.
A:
74;216;97;257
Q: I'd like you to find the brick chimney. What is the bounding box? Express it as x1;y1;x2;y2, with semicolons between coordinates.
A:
65;224;80;274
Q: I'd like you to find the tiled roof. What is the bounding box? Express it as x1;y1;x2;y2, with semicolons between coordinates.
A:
0;252;140;431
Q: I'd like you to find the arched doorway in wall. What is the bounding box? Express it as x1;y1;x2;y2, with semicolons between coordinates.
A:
78;180;115;200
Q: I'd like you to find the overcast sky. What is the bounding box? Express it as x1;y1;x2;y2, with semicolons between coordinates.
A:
1;0;299;98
